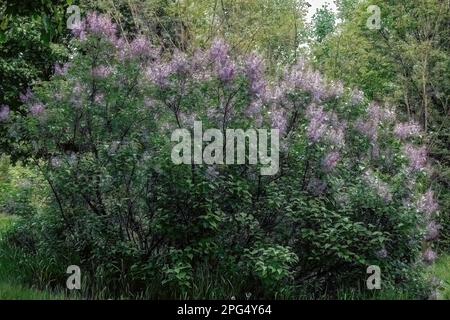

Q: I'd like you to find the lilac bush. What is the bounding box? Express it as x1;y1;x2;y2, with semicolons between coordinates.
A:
5;12;437;298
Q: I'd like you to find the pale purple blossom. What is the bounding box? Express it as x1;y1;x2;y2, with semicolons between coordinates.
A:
19;88;34;104
307;178;327;196
146;61;173;88
403;144;427;172
170;50;190;75
54;63;70;76
376;248;388;259
130;35;155;58
0;105;10;122
210;39;236;83
306;104;328;143
92;65;112;79
322;151;340;172
425;221;441;241
245;100;262;118
71;20;87;41
30;103;45;117
394;121;422;140
351;88;364;105
363;170;392;203
210;39;230;65
94;93;105;104
423;248;437;264
327;81;344;99
355;118;378;142
417;189;439;216
217;60;236;83
245;53;267;98
270;108;288;136
85;12;117;40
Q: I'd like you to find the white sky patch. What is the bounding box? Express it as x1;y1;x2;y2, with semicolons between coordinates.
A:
305;0;338;23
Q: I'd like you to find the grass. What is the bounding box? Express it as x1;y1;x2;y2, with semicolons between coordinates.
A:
430;254;450;300
0;213;64;300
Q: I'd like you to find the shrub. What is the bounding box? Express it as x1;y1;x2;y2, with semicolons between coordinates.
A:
4;12;438;299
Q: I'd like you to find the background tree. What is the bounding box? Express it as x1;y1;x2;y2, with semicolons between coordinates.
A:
311;0;450;249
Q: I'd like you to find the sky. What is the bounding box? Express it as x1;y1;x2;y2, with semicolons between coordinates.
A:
305;0;337;23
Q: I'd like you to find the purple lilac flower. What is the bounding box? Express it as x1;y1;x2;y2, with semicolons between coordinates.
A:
54;63;70;76
179;112;196;128
170;50;190;75
403;144;427;172
394;121;422;140
351;88;364;105
423;248;437;264
146;61;173;88
92;65;112;79
425;221;441;241
245;53;267;98
307;178;327;196
94;93;105;104
363;170;392;203
71;20;87;41
270;108;288;136
19;88;34;104
355;118;378;142
245;100;262;118
85;12;117;40
376;248;388;259
209;39;236;83
327;81;344;99
417;189;439;216
0;105;10;122
130;35;155;58
210;38;230;65
217;60;236;83
322;151;340;172
306;104;328;143
30;103;45;117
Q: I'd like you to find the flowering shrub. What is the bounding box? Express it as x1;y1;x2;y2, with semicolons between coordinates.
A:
5;12;438;298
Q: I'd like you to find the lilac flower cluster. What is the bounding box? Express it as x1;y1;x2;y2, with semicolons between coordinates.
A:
19;88;34;104
363;170;393;203
245;53;267;99
351;88;364;105
394;121;422;140
54;63;71;76
423;248;438;264
425;221;441;241
72;12;117;42
306;104;328;143
402;144;428;172
417;189;439;216
30;103;46;117
0;105;10;122
116;36;158;61
92;65;113;79
322;151;340;172
270;108;288;136
210;39;236;83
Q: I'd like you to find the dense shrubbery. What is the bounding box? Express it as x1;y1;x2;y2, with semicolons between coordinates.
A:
1;13;440;299
0;156;47;217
